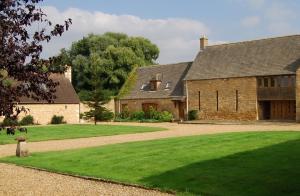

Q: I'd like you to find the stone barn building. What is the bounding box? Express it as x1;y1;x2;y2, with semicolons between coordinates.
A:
117;35;300;122
1;68;80;124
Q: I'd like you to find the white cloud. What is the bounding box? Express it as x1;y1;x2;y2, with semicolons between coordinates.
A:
247;0;266;9
265;2;297;35
40;6;212;64
241;16;260;27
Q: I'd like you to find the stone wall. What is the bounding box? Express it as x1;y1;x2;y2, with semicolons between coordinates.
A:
0;104;80;125
80;99;115;114
187;77;258;120
296;68;300;122
116;98;184;120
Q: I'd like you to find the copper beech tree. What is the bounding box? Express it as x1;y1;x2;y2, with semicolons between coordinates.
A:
0;0;71;118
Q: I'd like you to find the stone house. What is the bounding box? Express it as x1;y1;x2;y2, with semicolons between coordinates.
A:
115;62;192;120
1;68;80;124
117;35;300;122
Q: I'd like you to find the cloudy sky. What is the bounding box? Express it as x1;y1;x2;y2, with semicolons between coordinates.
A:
39;0;300;64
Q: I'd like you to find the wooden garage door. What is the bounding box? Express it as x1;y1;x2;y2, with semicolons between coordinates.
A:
270;100;295;120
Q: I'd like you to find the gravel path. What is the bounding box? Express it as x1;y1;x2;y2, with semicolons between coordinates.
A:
1;122;300;158
0;163;171;196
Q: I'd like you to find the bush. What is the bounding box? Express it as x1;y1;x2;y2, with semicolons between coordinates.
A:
130;111;145;120
188;110;198;120
97;110;114;121
19;115;34;125
51;115;65;124
1;117;18;127
147;106;161;120
119;106;130;119
158;111;173;122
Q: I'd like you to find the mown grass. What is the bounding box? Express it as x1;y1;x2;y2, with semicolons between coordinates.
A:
2;131;300;195
0;124;165;145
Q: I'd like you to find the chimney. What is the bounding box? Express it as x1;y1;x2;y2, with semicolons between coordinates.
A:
64;65;72;82
150;73;162;91
200;36;208;51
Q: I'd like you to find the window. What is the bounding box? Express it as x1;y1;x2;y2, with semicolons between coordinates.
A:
165;82;171;90
258;78;263;88
263;78;269;87
270;77;275;87
235;90;238;111
198;91;201;110
140;83;147;91
216;91;219;111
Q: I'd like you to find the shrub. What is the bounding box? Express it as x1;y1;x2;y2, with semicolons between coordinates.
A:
130;111;145;120
19;115;34;125
188;110;198;120
158;111;173;122
119;106;130;119
97;110;114;121
147;106;161;120
51;115;65;124
1;117;18;127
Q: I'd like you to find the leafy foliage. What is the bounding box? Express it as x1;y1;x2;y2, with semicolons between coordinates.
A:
188;110;198;120
54;32;159;100
50;115;65;124
116;107;173;122
83;53;113;124
0;0;71;118
19;115;34;126
117;65;138;98
1;117;18;127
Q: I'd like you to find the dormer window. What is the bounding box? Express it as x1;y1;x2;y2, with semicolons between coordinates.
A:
140;83;147;91
149;73;162;91
165;82;171;90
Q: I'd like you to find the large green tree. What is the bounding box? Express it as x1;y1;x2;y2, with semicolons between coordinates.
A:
55;32;159;100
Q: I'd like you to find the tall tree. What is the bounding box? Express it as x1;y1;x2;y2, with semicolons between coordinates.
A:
83;53;113;125
0;0;71;118
55;32;159;100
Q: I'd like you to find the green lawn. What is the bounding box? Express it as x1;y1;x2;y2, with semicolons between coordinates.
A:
0;124;165;145
2;131;300;195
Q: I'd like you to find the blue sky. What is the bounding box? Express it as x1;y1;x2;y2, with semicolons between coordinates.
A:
40;0;300;63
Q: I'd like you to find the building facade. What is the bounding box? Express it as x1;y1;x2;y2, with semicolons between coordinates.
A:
117;35;300;122
116;62;191;120
185;35;300;121
1;69;80;124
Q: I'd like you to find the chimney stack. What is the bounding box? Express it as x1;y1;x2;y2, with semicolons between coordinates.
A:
64;65;72;82
200;36;208;51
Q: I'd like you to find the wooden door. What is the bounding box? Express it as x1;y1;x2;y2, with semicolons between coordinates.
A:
270;101;295;120
178;102;185;120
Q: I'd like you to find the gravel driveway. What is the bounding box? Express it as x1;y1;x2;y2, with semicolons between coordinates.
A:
0;163;171;196
1;122;300;158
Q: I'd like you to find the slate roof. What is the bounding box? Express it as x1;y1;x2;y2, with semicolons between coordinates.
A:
185;35;300;80
122;62;192;100
20;74;80;104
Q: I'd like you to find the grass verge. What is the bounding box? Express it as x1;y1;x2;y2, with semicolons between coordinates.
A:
0;124;166;145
